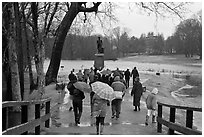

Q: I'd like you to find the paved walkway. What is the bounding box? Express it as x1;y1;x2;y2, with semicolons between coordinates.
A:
42;84;165;135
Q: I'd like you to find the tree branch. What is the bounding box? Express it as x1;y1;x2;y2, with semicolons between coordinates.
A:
45;2;59;35
43;2;51;33
78;2;101;13
157;2;183;18
141;2;153;12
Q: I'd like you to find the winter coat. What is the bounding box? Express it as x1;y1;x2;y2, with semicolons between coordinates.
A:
76;71;84;81
89;71;95;83
131;68;139;77
146;93;157;110
124;70;131;80
131;81;143;106
68;73;77;81
92;94;108;117
67;81;85;101
111;77;126;98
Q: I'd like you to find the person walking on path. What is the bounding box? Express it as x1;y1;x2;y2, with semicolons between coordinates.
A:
67;77;85;126
68;70;77;83
145;88;158;126
92;93;109;135
111;76;126;119
124;69;131;88
131;77;143;111
89;67;95;85
67;72;77;111
131;67;139;85
76;70;84;81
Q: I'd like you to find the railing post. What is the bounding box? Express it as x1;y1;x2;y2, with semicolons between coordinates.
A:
45;101;50;128
21;105;28;135
168;107;176;135
186;110;193;129
157;103;162;133
35;104;41;135
2;107;8;131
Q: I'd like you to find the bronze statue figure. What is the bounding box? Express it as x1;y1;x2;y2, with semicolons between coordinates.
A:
97;37;104;53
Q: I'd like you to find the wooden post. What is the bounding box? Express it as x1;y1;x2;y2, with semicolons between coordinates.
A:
186;110;193;128
21;105;28;135
2;107;8;131
168;107;176;135
35;104;41;135
45;101;50;128
157;104;162;133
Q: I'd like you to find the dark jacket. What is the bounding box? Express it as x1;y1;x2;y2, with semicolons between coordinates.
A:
68;73;77;81
131;81;143;106
124;70;131;79
131;68;139;77
67;81;85;101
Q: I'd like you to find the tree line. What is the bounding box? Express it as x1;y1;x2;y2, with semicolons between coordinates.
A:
45;10;202;61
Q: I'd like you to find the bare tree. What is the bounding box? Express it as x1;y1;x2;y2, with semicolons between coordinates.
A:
5;3;22;104
44;2;191;85
175;18;202;58
21;3;35;93
112;26;121;56
45;2;101;85
14;2;25;99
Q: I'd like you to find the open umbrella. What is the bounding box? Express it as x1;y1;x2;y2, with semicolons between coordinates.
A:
91;81;116;101
73;81;91;93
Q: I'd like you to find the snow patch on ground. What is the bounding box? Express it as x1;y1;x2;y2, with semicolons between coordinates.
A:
171;84;202;131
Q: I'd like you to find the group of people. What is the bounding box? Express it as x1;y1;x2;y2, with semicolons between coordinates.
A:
66;66;158;134
69;67;139;88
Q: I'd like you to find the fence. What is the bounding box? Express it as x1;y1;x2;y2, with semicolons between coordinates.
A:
2;98;51;135
157;102;202;135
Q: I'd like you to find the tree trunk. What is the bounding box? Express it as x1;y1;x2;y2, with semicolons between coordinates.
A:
21;4;35;92
31;2;45;97
8;3;22;111
8;37;22;103
9;3;22;103
45;3;79;85
3;2;13;101
14;2;24;99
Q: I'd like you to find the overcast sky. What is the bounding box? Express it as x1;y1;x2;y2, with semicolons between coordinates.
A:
117;2;201;38
93;1;202;39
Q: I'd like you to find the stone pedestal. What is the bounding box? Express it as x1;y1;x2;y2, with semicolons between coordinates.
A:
94;53;104;70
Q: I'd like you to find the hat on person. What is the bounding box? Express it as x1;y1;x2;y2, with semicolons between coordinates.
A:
114;76;120;81
152;88;158;95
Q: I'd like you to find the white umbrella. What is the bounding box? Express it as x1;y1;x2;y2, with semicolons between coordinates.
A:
91;81;116;101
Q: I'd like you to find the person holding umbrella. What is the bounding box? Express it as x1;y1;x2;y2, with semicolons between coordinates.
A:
91;81;115;135
67;77;86;126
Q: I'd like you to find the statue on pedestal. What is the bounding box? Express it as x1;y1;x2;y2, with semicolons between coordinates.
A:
97;37;104;54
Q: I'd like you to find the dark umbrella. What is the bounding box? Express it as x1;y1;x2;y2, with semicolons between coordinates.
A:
73;81;91;93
